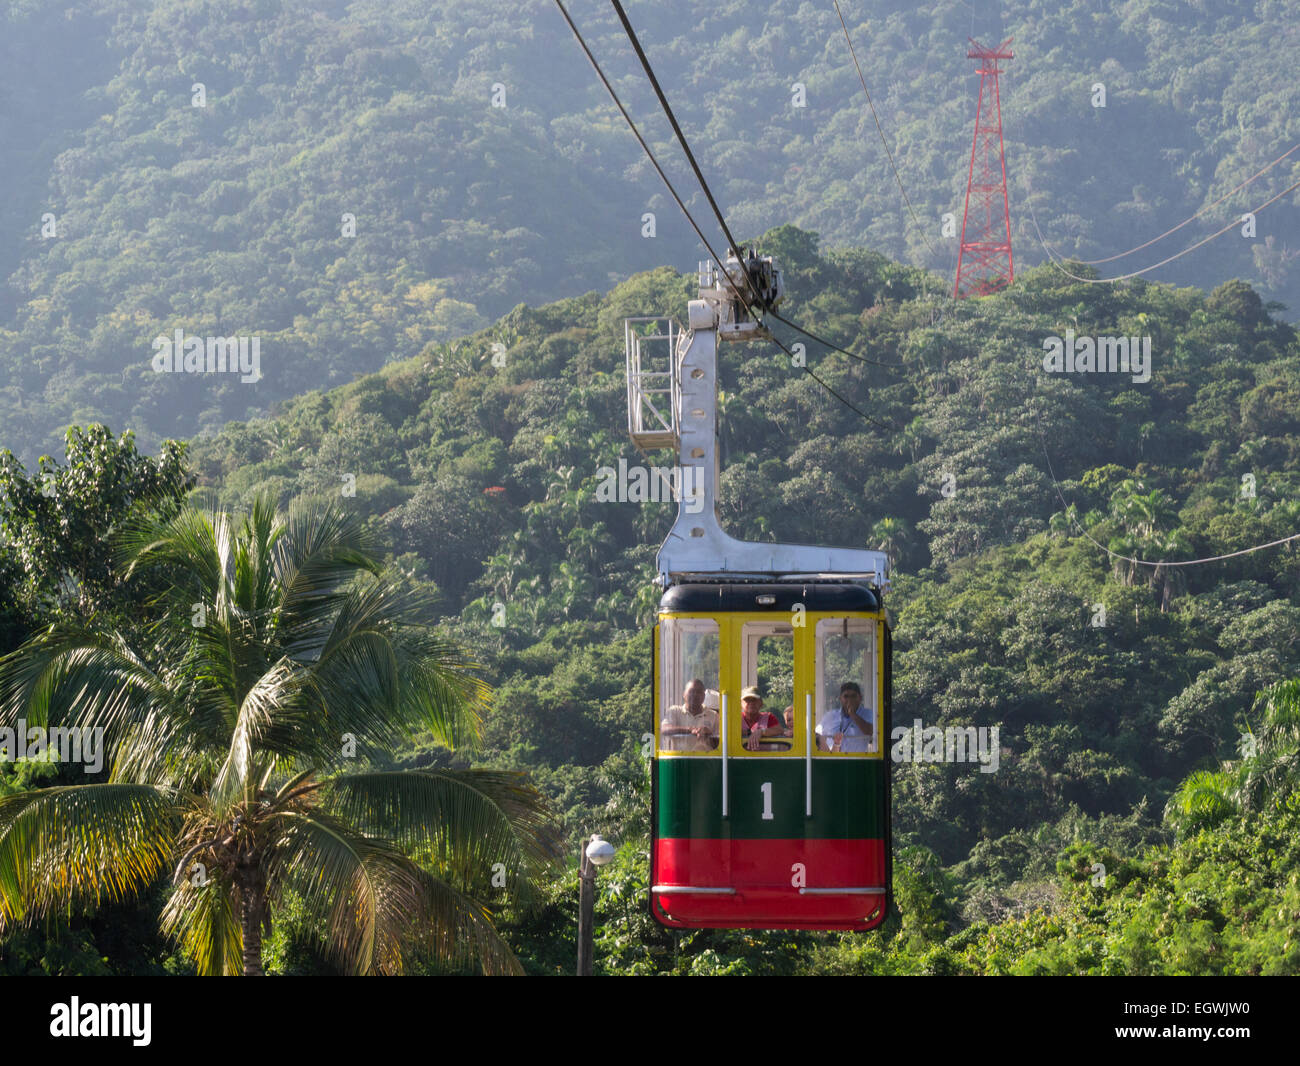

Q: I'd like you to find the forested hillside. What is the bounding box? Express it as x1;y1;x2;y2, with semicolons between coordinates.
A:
180;226;1300;972
2;0;1298;458
2;0;1298;977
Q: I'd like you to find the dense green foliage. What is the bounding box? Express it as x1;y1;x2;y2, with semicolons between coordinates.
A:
4;0;1298;977
177;225;1300;973
0;425;191;626
3;227;1297;972
3;0;1299;458
496;790;1300;975
0;430;199;974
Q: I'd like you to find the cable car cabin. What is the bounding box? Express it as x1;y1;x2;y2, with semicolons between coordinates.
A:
650;581;891;931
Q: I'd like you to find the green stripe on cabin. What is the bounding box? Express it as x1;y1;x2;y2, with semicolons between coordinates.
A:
657;757;885;839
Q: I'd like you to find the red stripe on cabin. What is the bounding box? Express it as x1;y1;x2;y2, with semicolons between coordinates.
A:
651;837;887;930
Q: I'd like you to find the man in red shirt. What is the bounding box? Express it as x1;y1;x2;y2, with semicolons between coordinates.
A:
739;687;779;751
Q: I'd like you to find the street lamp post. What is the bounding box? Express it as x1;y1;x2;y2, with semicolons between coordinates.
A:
577;833;615;976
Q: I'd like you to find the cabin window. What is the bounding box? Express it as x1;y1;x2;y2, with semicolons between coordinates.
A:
815;619;877;754
739;621;794;752
659;618;720;753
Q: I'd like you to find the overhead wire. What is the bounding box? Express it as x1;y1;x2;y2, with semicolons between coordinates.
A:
1036;407;1300;570
552;0;732;289
766;309;905;370
603;2;908;375
608;0;922;386
794;359;893;431
609;0;742;258
556;0;792;328
753;308;895;430
831;0;957;339
1004;68;1300;570
561;0;899;431
555;0;794;422
562;0;1297;562
1053;143;1300;266
1027;173;1300;284
560;0;1300;567
608;1;904;387
832;0;938;259
1002;62;1300;285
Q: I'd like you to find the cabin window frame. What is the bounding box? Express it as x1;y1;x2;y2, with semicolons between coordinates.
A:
735;619;800;756
657;616;722;756
813;617;879;757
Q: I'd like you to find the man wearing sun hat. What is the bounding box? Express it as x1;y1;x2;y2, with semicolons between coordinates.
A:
739;686;780;752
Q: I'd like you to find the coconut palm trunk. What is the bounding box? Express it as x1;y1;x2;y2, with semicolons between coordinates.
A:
237;862;267;976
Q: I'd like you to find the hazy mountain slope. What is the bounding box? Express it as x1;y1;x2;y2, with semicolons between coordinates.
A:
2;0;1298;458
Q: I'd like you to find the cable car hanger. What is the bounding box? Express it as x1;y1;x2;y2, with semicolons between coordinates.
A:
628;249;892;590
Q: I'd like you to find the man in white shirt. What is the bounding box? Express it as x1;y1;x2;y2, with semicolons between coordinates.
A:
819;681;874;752
660;679;719;751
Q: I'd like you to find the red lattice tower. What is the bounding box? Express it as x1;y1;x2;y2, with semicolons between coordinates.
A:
954;38;1014;299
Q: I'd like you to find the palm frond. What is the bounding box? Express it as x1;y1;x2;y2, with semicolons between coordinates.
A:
210;658;309;811
160;873;243;976
0;785;176;925
0;627;166;734
266;808;522;975
1256;679;1300;750
400;863;526;976
0;492;544;976
274;499;381;616
0;624;249;791
264;809;414;974
1236;680;1300;809
116;504;225;605
299;583;488;755
1164;769;1238;833
323;770;562;891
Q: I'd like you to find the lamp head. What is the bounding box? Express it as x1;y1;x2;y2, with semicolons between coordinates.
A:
585;834;616;867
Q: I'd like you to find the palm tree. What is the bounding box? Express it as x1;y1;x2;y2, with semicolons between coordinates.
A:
1107;530;1142;588
1048;503;1079;541
513;574;549;630
1148;528;1191;612
594;589;630;627
871;516;912;571
892;416;926;464
567;521;612;569
1236;679;1300;811
488;324;521;358
0;498;559;974
1164;770;1238;835
545;465;578;503
482;548;527;600
1166;679;1300;836
553;560;596;620
426;339;472;375
632;582;660;628
1108;480;1186;598
1110;480;1175;542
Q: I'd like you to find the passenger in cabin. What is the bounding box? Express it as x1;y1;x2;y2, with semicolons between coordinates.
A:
782;705;795;737
819;681;874;753
660;679;718;751
740;687;780;751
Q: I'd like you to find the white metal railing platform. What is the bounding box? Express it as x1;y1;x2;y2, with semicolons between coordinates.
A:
625;317;682;451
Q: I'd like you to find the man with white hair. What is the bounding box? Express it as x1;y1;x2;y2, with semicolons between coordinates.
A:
660;679;718;751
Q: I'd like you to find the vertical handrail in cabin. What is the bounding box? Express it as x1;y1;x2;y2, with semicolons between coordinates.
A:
805;692;813;817
720;692;729;817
